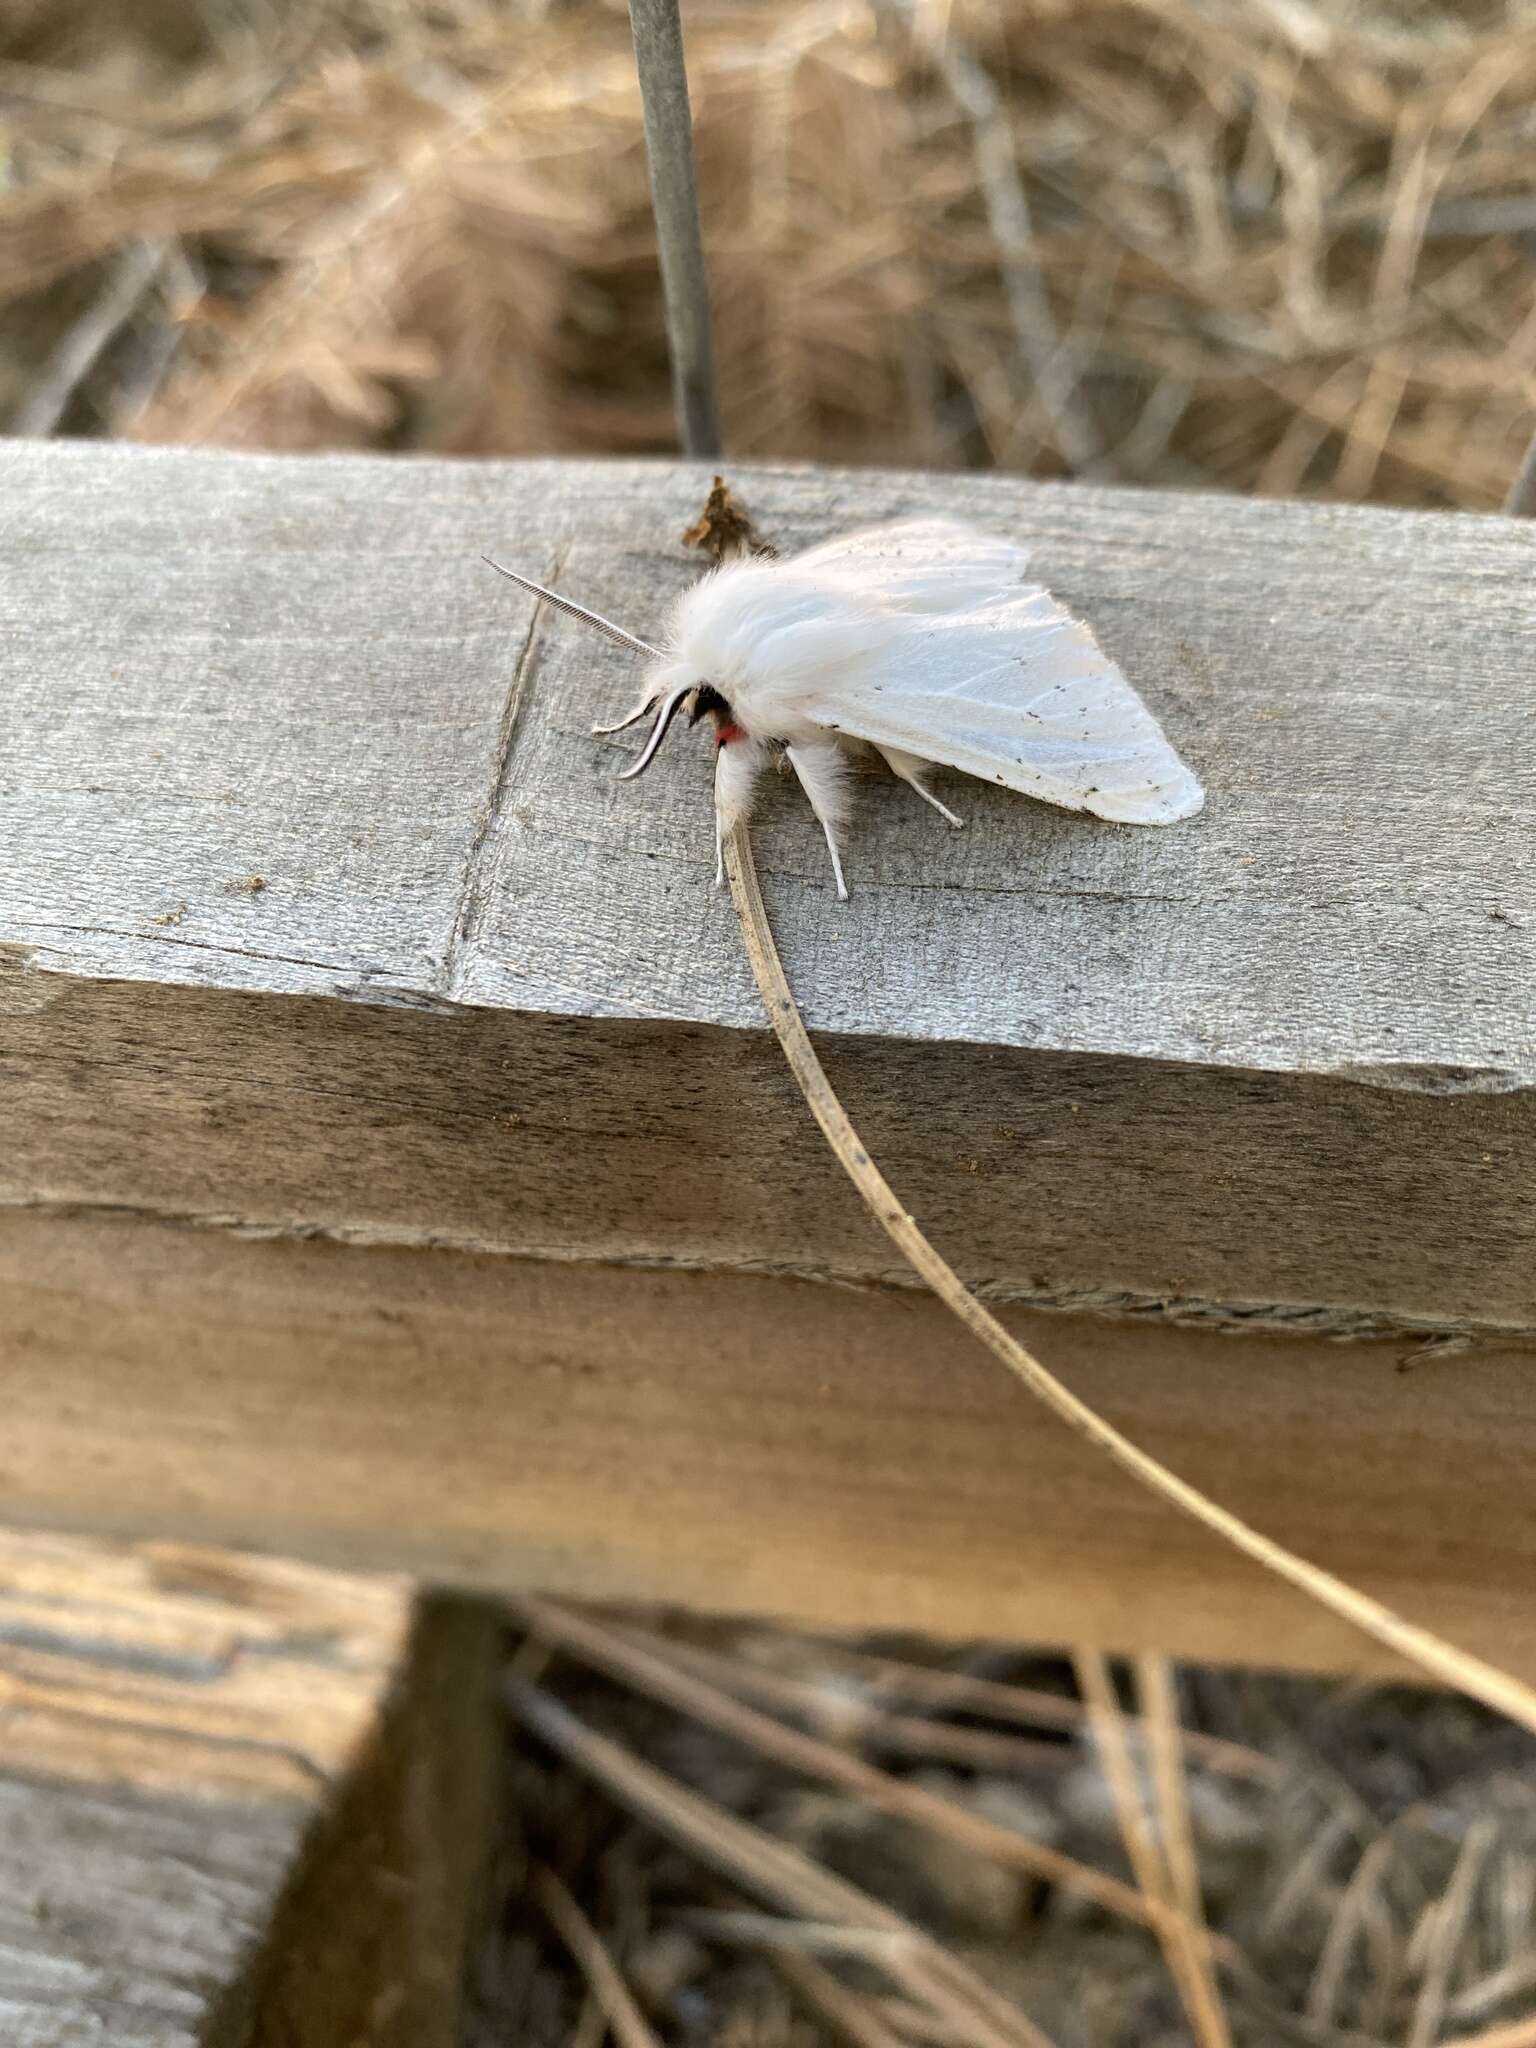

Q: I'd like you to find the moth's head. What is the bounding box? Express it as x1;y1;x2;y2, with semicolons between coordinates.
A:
481;555;745;781
688;683;739;740
600;671;748;779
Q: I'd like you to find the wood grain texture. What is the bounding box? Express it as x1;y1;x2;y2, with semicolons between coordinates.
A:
2;972;1531;1338
4;438;1533;1065
3;1208;1535;1684
0;1527;500;2048
2;439;1533;1336
4;440;1536;1666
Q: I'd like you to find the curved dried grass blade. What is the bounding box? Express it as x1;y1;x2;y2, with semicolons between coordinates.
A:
721;820;1536;1739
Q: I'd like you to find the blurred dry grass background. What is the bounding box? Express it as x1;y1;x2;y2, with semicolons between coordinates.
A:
3;0;1536;504
479;1604;1536;2048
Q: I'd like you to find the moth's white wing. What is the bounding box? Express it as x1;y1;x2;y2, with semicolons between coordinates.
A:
792;519;1031;615
807;591;1204;824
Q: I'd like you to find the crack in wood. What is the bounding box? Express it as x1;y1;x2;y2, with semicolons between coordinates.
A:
0;1191;1510;1346
441;540;569;1002
6;922;356;977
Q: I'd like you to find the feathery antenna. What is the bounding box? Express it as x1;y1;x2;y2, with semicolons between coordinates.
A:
481;557;664;660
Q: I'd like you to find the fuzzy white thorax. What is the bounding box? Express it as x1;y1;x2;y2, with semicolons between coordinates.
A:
648;556;895;745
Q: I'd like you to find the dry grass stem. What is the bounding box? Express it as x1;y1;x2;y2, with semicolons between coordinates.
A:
9;237;168;436
1135;1653;1232;2045
1133;1656;1207;1929
1408;1822;1501;2048
568;1990;608;2048
509;1593;1216;1947
591;1619;1074;1776
509;1679;1058;2048
1074;1648;1232;2048
1447;2025;1536;2048
1503;434;1536;515
770;1942;922;2048
1307;1832;1398;2031
531;1862;663;2048
678;1910;929;1965
722;817;1536;1736
753;1637;1278;1784
896;0;1099;473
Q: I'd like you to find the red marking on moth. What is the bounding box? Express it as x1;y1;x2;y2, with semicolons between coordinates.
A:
715;722;746;747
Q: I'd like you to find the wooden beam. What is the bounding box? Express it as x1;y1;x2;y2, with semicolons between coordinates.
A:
3;441;1535;1667
0;1526;502;2047
3;1207;1534;1683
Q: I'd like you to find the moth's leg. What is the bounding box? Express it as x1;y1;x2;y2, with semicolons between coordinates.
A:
875;745;965;829
820;824;849;902
713;738;771;888
785;742;852;901
591;694;657;737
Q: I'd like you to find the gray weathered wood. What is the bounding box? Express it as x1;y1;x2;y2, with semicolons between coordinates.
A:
0;1527;500;2048
4;1209;1536;1682
2;439;1533;1336
5;440;1531;1070
4;439;1536;1670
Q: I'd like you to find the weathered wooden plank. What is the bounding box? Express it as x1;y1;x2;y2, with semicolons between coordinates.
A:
2;1208;1534;1683
3;439;1533;1339
3;439;1535;1666
0;1527;501;2048
5;440;1532;1061
1;969;1530;1338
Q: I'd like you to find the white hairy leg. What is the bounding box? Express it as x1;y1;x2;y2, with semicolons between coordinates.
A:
875;744;965;829
786;742;852;900
714;737;772;887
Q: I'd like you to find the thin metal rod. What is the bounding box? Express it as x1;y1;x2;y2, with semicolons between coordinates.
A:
1503;429;1536;516
627;0;722;458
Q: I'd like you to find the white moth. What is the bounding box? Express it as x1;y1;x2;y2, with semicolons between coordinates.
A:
486;518;1204;899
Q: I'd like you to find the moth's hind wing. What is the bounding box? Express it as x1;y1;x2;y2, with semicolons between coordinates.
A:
807;592;1204;825
791;519;1032;615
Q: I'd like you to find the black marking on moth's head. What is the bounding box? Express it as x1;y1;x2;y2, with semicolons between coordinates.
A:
689;683;732;727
